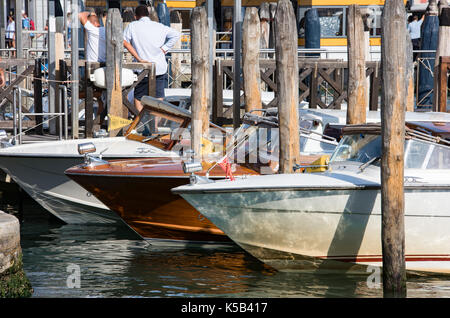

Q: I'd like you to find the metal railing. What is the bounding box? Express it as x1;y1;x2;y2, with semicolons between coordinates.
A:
12;86;69;144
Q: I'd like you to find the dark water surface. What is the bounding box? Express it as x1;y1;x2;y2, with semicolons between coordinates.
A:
3;189;450;298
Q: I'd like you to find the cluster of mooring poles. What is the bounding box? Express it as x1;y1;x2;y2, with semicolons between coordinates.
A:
189;0;450;298
0;0;449;298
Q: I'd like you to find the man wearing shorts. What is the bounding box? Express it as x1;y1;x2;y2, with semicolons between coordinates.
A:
123;5;180;112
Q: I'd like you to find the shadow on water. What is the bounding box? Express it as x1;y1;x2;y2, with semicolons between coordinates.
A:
3;188;450;298
315;189;378;297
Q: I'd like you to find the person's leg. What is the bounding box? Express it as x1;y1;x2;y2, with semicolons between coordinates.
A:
155;73;167;101
134;98;144;113
133;76;149;113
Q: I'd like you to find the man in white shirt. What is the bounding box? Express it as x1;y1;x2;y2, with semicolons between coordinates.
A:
79;11;106;63
79;11;107;125
123;5;180;112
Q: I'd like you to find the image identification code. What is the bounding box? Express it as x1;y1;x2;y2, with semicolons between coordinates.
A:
181;302;268;315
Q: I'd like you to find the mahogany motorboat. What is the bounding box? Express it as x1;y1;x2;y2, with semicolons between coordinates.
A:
65;109;335;246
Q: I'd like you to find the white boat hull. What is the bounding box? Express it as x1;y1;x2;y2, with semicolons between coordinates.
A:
0;137;176;224
179;181;450;274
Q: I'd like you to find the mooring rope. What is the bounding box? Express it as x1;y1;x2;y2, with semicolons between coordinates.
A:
2;69;80;84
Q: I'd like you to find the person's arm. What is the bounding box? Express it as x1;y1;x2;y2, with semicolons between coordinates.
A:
0;59;5;88
79;12;91;26
123;40;146;63
160;26;181;54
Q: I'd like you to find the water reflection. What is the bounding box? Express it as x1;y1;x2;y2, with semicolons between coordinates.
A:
7;192;450;298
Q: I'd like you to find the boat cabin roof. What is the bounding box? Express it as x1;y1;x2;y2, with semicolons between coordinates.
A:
140;96;192;121
342;122;450;143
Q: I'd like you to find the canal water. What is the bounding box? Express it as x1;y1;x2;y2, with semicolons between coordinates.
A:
2;189;450;298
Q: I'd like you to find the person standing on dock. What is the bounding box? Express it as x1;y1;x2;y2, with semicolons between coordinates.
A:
79;11;106;63
79;10;107;125
5;15;15;52
407;14;424;60
123;5;180;112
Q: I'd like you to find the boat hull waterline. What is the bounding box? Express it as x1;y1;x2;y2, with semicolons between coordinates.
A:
0;137;174;224
176;181;450;274
66;173;233;244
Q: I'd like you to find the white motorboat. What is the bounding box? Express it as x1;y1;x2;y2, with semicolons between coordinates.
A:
0;96;184;224
0;94;337;225
173;122;450;274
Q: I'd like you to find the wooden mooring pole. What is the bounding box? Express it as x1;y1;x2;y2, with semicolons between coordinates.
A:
106;8;125;137
434;5;450;112
190;7;210;160
33;58;43;135
71;0;79;138
275;0;301;173
381;0;407;298
233;0;243;129
242;7;262;114
347;4;367;124
170;11;183;88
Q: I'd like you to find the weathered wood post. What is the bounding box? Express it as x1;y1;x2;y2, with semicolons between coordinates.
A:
71;0;79;138
33;58;43;135
381;0;407;298
259;3;271;92
259;3;271;50
190;7;210;160
362;9;372;109
54;4;65;136
434;5;450;111
106;8;125;136
268;2;277;55
84;61;94;138
148;6;159;22
275;0;301;174
405;30;415;112
0;0;5;50
170;11;183;88
233;0;243;129
347;4;367;124
15;0;23;59
242;7;262;114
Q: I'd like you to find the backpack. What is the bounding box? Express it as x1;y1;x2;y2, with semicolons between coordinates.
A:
30;19;35;31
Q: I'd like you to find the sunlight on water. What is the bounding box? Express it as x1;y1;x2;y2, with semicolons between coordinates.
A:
5;193;450;298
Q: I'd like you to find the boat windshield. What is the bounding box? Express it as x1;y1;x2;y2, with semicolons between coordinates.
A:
405;139;450;169
330;134;381;164
331;134;450;169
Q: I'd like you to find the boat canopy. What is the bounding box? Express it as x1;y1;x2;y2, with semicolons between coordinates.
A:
331;123;450;169
342;122;450;145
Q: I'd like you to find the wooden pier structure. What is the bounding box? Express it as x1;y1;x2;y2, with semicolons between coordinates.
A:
0;0;448;300
0;2;448;142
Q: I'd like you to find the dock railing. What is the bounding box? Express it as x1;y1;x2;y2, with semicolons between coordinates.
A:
12;85;69;144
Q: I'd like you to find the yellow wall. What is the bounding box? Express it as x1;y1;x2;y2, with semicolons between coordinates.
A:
298;37;382;46
299;0;386;5
198;0;407;7
166;1;197;8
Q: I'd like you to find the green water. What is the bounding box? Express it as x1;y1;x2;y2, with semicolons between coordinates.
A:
2;190;450;298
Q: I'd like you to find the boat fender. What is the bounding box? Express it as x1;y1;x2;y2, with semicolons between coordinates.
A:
89;67;138;89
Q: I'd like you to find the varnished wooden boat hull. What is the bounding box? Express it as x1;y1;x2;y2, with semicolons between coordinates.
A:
68;174;231;243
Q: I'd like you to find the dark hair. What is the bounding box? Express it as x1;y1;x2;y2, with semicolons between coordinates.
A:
135;5;149;18
122;9;135;22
